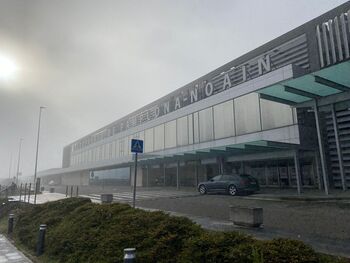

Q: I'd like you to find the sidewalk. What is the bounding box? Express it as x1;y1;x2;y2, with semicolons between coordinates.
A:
0;234;31;262
10;192;67;204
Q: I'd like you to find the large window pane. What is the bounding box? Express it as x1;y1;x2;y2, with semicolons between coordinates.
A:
177;116;188;146
213;100;235;139
199;107;214;142
234;93;261;135
193;112;199;143
154;124;165;151
165;120;177;148
188;114;194;144
145;128;154;153
260;98;294;130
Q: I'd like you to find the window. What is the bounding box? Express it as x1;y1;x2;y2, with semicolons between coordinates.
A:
260;98;294;130
154;124;165;151
188;114;194;144
145;128;154;153
165;120;177;148
199;107;214;142
177;116;188;146
234;93;261;135
193;112;199;143
213;100;235;139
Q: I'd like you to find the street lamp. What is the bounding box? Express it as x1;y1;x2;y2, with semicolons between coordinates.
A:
33;106;45;204
15;138;23;185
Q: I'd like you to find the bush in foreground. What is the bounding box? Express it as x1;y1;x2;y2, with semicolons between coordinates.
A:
5;198;348;263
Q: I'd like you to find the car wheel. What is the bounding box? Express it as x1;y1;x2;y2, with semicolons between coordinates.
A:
198;185;207;195
228;185;237;196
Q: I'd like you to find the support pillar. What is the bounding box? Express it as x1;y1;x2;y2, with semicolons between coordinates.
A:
146;165;149;188
176;161;180;190
293;150;302;195
314;153;322;190
331;104;346;191
313;100;329;195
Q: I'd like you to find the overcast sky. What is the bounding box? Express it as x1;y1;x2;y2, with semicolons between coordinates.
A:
0;0;348;179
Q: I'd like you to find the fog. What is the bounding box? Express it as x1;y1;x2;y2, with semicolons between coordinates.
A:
0;0;347;179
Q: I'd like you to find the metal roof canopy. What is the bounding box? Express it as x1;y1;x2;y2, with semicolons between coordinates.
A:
258;61;350;105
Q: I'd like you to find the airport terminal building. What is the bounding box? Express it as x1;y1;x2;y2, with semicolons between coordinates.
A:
40;3;350;194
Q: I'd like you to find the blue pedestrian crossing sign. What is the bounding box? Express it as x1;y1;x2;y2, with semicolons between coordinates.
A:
131;139;144;153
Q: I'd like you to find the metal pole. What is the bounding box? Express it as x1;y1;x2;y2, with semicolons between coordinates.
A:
19;184;22;202
24;183;27;201
331;104;346;190
176;161;180;190
28;183;31;203
76;186;79;197
293;150;302;195
70;186;73;198
313;100;329;195
195;161;199;187
33;106;45;201
34;180;38;204
65;185;68;197
132;153;138;208
15;138;23;186
36;224;47;256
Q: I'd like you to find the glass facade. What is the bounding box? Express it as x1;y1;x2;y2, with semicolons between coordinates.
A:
70;93;296;166
235;93;261;135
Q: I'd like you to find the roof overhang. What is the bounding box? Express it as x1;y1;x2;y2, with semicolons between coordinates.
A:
257;61;350;106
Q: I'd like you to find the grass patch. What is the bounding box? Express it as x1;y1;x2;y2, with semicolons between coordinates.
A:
0;198;348;263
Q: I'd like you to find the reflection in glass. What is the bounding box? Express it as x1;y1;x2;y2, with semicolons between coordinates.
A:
235;93;261;135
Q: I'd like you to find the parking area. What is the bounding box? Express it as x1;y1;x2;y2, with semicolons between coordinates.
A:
136;193;350;256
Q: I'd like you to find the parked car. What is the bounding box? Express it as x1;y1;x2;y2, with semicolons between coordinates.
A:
197;174;260;196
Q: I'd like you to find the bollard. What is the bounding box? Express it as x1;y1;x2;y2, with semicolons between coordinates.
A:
28;183;32;203
124;248;136;263
36;224;47;256
70;186;73;198
76;186;79;197
8;214;14;234
65;185;68;197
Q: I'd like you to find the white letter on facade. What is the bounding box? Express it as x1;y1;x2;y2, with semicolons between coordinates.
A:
175;97;181;110
163;101;170;114
190;88;198;103
258;54;271;75
223;73;232;90
205;82;214;97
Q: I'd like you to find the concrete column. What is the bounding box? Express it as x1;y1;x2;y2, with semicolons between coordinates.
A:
293;150;302;195
331;104;346;191
176;161;180;190
146;165;149;188
313;100;329;195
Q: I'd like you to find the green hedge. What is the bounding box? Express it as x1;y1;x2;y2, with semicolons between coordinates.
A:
5;198;348;263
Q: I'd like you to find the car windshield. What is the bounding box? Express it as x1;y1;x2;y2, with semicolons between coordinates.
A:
210;175;222;181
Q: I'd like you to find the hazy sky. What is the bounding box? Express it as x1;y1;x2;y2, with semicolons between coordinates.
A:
0;0;348;179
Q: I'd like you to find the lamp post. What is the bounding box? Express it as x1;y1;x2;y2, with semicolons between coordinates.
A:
15;138;23;185
33;106;45;204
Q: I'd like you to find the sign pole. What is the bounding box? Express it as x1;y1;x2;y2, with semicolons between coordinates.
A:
132;152;138;208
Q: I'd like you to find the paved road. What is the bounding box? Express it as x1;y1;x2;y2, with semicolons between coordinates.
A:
136;194;350;257
82;190;199;204
0;235;31;263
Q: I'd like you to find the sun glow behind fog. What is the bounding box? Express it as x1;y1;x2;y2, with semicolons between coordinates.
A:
0;53;18;82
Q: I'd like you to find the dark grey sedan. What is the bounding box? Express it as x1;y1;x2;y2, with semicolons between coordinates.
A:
197;174;260;196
